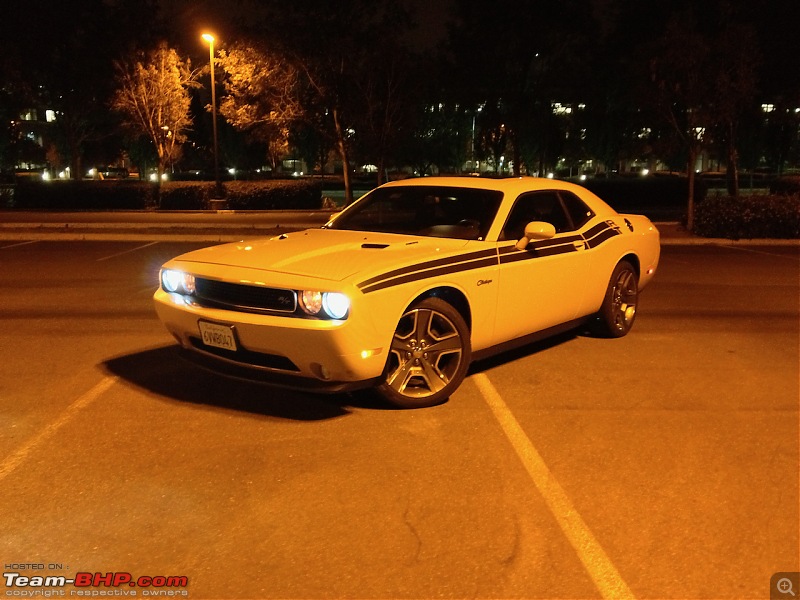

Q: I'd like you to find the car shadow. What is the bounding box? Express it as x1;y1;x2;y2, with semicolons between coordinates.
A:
101;345;395;421
104;328;586;420
468;328;582;375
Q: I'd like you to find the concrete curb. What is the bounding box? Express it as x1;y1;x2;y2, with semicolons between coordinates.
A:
0;218;797;246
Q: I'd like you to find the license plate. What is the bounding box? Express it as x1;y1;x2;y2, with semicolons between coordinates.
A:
198;321;238;351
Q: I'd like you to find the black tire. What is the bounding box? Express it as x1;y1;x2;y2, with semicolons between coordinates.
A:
376;297;471;408
594;260;639;338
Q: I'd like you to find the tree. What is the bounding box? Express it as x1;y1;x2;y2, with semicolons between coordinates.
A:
647;10;714;231
266;0;413;202
0;0;161;179
111;43;198;188
215;42;305;172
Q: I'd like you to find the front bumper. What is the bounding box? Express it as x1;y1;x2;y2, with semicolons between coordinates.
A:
153;289;389;388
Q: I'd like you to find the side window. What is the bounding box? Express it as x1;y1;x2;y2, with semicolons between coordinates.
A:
501;191;570;240
559;191;595;230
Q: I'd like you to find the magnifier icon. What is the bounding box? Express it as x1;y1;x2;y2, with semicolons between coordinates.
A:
778;578;796;596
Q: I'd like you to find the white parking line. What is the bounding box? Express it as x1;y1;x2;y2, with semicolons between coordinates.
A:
0;240;38;250
96;241;159;261
0;376;117;483
473;372;635;600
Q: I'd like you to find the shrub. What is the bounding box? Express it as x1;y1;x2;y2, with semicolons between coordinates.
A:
771;176;800;196
693;194;800;239
3;179;323;211
580;175;706;220
159;182;213;210
9;180;155;209
225;179;323;210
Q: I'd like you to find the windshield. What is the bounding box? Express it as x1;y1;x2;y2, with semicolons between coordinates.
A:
327;186;504;240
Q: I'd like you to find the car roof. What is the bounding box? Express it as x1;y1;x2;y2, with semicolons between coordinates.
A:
384;176;586;195
381;176;616;214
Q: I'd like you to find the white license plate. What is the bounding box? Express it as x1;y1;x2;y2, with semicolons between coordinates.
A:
198;321;238;351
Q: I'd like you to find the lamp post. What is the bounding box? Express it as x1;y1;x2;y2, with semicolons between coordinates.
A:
202;33;223;199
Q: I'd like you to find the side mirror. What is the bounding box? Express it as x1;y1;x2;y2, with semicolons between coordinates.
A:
515;221;556;250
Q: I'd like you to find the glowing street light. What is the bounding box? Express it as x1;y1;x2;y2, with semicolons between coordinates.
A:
202;33;223;199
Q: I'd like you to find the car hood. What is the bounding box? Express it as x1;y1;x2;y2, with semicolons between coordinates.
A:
174;228;472;283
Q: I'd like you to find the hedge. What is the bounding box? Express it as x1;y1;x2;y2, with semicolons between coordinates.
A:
693;193;800;239
3;178;323;210
8;180;156;209
770;176;800;196
579;175;706;220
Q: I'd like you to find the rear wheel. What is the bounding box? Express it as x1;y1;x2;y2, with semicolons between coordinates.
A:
376;297;471;408
594;260;639;337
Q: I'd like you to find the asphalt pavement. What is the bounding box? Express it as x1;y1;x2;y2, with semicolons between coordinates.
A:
2;210;799;245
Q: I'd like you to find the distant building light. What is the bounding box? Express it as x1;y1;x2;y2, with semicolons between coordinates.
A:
45;110;56;122
552;103;572;115
761;103;776;113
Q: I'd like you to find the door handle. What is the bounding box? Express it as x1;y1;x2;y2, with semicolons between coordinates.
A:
573;240;586;251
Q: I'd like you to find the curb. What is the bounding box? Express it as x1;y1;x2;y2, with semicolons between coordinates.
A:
0;220;797;246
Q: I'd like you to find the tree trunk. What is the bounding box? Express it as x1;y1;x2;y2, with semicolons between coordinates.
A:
511;131;521;177
726;121;739;197
686;147;697;232
332;107;353;204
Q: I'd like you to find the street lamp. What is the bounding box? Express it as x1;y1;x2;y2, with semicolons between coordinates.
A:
202;33;223;199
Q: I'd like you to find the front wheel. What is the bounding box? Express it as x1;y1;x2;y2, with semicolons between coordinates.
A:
594;260;639;338
376;297;471;409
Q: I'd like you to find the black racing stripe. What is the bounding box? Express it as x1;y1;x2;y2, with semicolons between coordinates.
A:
361;256;498;294
358;248;497;290
499;241;578;264
583;222;609;238
585;227;619;248
359;223;621;294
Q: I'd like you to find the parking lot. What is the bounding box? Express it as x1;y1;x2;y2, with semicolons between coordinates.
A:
1;239;798;599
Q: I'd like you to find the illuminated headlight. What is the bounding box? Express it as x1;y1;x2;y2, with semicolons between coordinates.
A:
300;291;350;320
161;269;196;295
322;292;350;320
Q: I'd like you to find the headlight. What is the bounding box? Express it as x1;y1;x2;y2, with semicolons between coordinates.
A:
299;290;350;319
322;292;350;320
161;269;195;295
299;290;323;315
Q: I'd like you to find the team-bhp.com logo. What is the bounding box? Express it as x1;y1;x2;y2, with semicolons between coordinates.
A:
4;571;189;596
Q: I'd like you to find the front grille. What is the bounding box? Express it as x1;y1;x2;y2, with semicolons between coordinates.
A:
194;278;297;314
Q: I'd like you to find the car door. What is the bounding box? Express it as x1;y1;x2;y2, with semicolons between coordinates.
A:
492;190;594;343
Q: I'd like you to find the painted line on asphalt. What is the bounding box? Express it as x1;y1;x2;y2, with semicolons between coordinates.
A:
720;244;800;260
0;376;117;483
0;240;38;250
473;372;635;600
96;241;159;261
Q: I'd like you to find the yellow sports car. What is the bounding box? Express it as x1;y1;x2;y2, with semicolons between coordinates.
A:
154;177;660;408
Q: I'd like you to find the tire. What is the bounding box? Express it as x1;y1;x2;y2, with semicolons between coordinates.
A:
376;297;471;408
594;260;639;338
